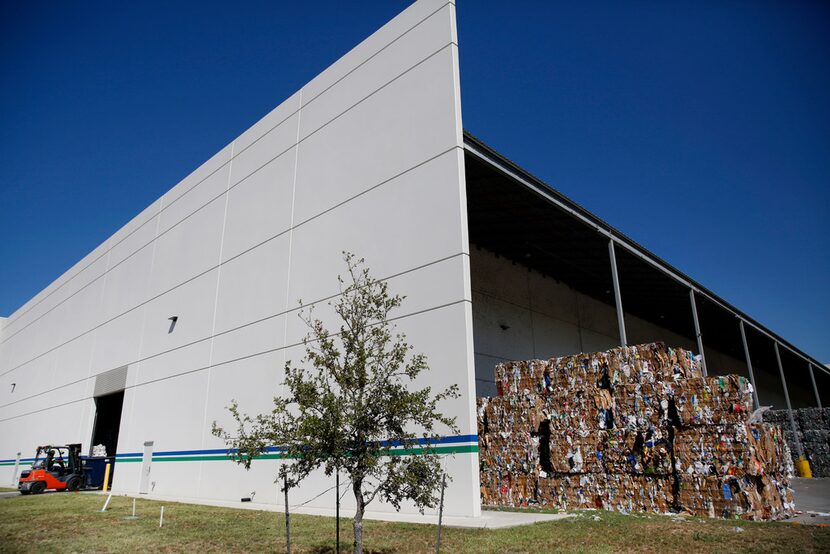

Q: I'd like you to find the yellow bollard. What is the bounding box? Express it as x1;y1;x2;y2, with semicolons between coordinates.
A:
795;456;812;478
102;463;112;492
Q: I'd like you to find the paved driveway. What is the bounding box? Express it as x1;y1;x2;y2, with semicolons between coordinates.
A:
791;477;830;525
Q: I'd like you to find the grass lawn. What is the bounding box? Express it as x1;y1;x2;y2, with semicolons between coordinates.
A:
0;492;828;553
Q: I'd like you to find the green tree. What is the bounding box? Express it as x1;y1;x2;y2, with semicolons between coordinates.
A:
212;253;460;554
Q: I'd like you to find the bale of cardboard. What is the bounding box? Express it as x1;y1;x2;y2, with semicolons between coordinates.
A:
478;342;795;520
763;407;830;477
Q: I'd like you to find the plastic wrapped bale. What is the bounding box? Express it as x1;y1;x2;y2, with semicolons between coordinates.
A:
668;375;754;426
603;427;673;475
802;431;830;477
795;409;830;478
762;409;788;427
803;429;830;443
796;407;825;430
806;452;830;477
763;408;829;477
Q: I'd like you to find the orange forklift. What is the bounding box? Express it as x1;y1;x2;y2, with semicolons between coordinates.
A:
18;444;85;494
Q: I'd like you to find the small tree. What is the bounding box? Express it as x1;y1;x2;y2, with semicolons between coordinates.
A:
212;253;460;554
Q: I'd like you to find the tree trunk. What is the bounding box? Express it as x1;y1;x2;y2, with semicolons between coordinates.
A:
353;481;364;554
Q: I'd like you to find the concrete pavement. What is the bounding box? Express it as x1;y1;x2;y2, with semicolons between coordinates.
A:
790;477;830;525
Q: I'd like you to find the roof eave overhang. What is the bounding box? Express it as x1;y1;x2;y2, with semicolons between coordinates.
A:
462;130;828;377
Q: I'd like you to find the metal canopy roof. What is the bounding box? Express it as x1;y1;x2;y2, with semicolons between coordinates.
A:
463;130;829;380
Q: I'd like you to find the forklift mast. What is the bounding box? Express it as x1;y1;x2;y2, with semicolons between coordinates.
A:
33;444;83;473
67;443;82;472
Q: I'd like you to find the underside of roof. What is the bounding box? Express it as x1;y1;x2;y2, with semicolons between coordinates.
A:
462;130;828;392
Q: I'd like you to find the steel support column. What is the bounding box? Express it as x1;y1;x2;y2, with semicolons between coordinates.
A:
808;363;822;409
689;289;707;377
608;239;627;346
774;342;804;458
738;320;760;409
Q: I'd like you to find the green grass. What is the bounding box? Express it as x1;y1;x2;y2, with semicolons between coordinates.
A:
0;492;828;553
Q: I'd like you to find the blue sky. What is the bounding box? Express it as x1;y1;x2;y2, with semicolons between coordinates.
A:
1;1;828;361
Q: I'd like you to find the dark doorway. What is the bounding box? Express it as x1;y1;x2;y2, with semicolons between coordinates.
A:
91;390;124;458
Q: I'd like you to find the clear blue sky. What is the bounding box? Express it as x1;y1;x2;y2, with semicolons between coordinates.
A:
1;1;828;361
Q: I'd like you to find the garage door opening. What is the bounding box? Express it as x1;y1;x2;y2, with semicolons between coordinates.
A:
91;390;124;458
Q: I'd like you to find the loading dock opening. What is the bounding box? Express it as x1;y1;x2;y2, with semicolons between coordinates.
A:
91;390;124;459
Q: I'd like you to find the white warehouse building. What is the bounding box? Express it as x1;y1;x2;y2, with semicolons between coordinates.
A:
1;0;827;520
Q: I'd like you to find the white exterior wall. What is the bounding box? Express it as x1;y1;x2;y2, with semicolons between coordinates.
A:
0;0;479;518
471;247;748;396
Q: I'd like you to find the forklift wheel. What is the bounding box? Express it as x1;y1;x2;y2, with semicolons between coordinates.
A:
66;477;81;492
30;481;46;495
19;490;31;496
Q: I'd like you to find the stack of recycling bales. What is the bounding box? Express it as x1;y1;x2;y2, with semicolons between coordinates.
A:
764;407;830;477
477;342;795;519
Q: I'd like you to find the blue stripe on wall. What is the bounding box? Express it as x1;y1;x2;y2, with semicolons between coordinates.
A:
4;435;479;462
0;457;35;464
112;434;479;459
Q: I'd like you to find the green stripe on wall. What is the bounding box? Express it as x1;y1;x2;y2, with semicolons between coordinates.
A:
116;444;478;464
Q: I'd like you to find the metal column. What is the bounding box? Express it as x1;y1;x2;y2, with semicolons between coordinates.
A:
608;240;627;347
689;289;707;377
774;342;804;458
808;363;822;409
738;320;760;409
